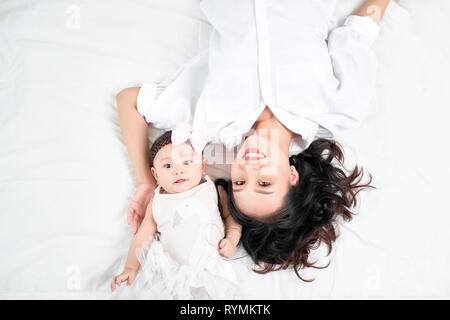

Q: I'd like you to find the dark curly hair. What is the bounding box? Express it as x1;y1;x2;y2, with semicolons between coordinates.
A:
149;131;172;167
215;138;374;281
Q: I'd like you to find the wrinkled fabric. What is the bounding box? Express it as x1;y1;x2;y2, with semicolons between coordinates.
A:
137;0;380;154
135;176;237;299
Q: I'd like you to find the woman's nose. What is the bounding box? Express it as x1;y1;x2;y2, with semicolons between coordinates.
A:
246;162;260;171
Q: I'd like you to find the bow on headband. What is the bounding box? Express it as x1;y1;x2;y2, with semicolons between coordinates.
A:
171;123;208;156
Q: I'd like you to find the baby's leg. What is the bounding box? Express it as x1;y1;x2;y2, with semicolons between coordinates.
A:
116;87;156;233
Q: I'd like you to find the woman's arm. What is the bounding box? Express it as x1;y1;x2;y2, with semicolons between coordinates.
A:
353;0;391;24
111;201;157;291
117;87;156;187
117;87;157;233
324;0;385;130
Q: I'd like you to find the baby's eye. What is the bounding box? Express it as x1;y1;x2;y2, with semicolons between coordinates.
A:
183;160;192;165
163;164;171;169
258;181;271;187
233;181;245;186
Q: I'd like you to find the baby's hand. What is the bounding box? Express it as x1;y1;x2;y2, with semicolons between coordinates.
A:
219;238;237;259
110;268;137;292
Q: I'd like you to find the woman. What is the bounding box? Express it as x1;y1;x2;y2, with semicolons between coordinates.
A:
117;0;390;279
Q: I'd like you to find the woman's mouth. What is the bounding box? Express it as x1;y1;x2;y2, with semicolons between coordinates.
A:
243;148;266;160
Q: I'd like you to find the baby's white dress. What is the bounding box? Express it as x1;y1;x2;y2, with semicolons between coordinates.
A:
135;175;237;299
136;0;381;155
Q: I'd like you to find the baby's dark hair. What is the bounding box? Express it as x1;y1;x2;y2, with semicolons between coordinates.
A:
149;131;172;167
215;138;374;281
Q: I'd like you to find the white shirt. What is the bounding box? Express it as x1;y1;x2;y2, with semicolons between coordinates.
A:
137;0;380;155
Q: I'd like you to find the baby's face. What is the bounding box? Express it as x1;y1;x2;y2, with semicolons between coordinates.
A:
151;143;206;194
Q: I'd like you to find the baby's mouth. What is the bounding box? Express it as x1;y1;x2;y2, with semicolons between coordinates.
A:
174;179;187;184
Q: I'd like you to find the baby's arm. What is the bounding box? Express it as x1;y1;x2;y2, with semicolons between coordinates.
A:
353;0;391;24
111;201;157;291
217;185;242;259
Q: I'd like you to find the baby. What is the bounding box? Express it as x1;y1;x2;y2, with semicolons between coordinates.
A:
111;130;241;299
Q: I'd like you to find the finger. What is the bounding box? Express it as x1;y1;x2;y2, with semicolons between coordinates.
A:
111;275;122;290
219;248;231;258
111;278;116;291
127;274;136;286
135;214;141;233
136;215;143;230
219;244;227;253
219;239;227;249
132;215;139;234
119;274;129;282
127;208;134;225
116;274;129;286
137;208;145;219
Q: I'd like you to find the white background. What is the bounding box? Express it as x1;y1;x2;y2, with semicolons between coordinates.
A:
0;0;449;299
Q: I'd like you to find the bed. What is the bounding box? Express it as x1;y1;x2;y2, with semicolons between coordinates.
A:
1;0;449;299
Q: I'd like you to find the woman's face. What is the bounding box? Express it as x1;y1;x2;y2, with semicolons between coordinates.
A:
230;135;299;218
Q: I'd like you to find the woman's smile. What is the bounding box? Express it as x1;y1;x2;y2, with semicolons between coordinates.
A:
243;148;267;160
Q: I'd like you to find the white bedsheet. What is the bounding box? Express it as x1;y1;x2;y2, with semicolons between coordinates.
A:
1;0;449;299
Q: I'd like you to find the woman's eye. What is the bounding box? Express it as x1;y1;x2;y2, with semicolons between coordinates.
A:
163;164;171;169
258;181;270;187
234;181;244;186
183;160;192;165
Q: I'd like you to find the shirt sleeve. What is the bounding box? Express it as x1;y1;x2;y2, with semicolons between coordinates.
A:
135;59;191;124
136;82;159;123
327;14;380;126
136;49;209;128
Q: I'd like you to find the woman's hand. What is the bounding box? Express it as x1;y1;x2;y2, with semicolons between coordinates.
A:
353;0;391;24
110;267;137;292
127;183;154;234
